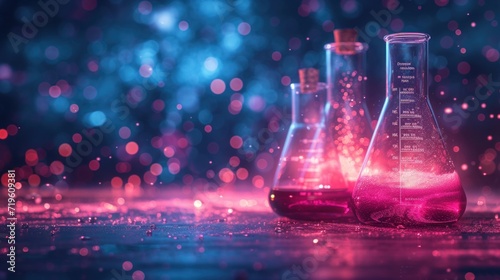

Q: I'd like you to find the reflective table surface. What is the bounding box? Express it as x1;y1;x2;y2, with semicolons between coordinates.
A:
1;187;499;280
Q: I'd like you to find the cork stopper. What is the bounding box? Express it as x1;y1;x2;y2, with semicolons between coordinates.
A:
333;29;358;55
298;68;319;92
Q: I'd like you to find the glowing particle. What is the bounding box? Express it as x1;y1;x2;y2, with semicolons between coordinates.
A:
50;161;64;175
313;239;318;244
119;126;131;139
79;248;89;257
117;197;125;205
204;57;218;72
237;22;251;35
219;168;235;183
163;146;175;157
281;76;291;86
0;129;7;140
132;271;145;280
236;168;248;180
252;175;264;188
150;163;163;176
72;133;82;143
122;261;133;271
138;1;152;15
229;156;240;167
194;200;202;208
58;143;73;157
6;124;18;136
125;141;139;155
210;79;226;94
70;104;79;113
28;174;40;187
230;136;243;149
89;160;100;171
139;64;153;78
178;20;189;31
49;86;61;98
25;149;39;166
111;177;123;188
230;78;243;91
457;61;470;75
271;51;282;61
168;161;180;174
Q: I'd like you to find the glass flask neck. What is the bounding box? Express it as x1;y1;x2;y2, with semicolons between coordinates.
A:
290;83;327;125
324;42;369;102
385;33;430;98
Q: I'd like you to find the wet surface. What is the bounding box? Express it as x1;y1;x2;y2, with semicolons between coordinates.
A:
1;188;500;280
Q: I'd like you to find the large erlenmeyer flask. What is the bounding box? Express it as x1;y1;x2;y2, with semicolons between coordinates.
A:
269;68;349;220
352;33;467;226
324;29;373;191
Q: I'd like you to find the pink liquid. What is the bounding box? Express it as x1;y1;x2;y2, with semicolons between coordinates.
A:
353;174;467;226
269;189;353;221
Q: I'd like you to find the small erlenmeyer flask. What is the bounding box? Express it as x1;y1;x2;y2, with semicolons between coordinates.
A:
269;68;349;220
325;29;373;191
352;33;467;226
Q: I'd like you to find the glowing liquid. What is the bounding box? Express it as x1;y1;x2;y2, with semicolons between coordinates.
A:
269;189;352;220
353;173;467;226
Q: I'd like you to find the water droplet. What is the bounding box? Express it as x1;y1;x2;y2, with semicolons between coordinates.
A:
88;217;97;224
274;227;283;233
80;236;91;241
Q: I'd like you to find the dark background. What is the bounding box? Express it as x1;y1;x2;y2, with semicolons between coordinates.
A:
0;0;499;197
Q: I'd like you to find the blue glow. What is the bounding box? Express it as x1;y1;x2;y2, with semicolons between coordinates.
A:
52;97;69;113
198;109;213;124
87;111;107;127
153;9;177;31
176;87;199;112
222;33;242;52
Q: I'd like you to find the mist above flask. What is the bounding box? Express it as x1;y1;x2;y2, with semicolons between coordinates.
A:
352;33;467;227
269;68;350;221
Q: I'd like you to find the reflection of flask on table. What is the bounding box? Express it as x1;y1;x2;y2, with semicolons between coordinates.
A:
324;29;373;191
269;68;349;220
352;33;467;227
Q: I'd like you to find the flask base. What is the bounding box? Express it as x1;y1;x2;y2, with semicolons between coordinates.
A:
353;186;466;227
269;189;353;221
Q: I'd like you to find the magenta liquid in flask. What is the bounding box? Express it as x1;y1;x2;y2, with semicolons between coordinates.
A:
352;33;467;227
269;68;350;220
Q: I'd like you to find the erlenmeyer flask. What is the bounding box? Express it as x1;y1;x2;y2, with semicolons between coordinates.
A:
324;29;373;191
352;33;467;226
269;68;349;220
